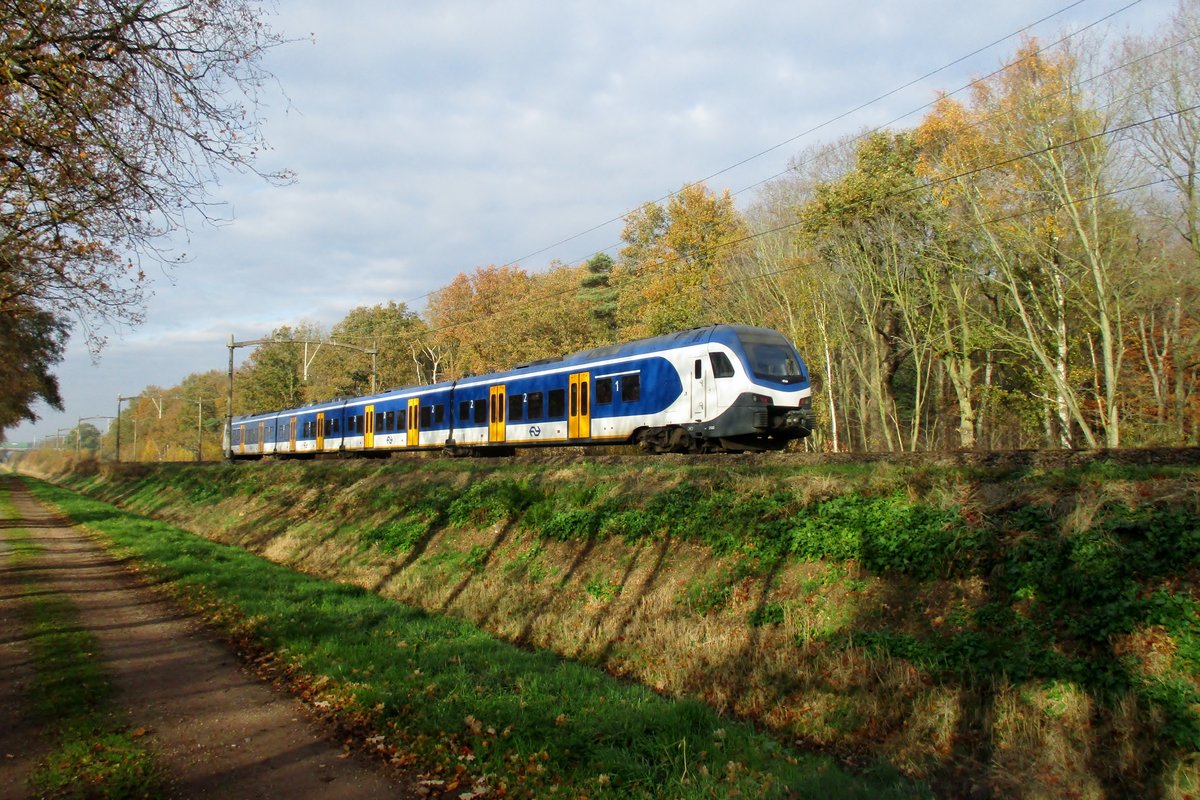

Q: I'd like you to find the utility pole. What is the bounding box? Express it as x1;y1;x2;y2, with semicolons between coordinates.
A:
115;395;142;463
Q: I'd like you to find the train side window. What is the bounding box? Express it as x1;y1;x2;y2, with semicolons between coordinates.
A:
332;418;341;435
508;394;524;422
622;374;641;403
397;409;406;430
434;404;445;425
420;406;432;428
710;352;735;378
695;359;702;379
473;400;487;424
527;391;544;420
596;377;613;404
384;411;394;431
548;388;565;417
459;401;470;421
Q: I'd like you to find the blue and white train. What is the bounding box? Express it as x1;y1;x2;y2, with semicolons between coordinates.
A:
224;324;815;458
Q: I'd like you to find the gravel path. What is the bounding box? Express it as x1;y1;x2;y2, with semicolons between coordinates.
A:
0;477;409;799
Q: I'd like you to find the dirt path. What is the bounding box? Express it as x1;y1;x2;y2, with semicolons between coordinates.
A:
0;477;410;799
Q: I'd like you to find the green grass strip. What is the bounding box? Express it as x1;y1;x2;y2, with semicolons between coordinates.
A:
0;483;163;799
25;476;928;799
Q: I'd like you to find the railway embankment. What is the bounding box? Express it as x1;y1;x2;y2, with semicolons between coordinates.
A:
12;449;1200;799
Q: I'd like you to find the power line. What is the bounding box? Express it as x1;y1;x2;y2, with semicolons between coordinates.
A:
554;0;1166;273
493;1;1144;269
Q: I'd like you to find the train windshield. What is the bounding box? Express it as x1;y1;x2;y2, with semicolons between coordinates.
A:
737;330;807;384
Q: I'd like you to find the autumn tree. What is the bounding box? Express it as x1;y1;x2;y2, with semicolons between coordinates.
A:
172;370;227;460
1117;0;1200;442
306;302;427;398
100;369;228;461
796;131;942;451
425;262;606;378
63;421;101;454
426;266;533;377
236;324;322;414
528;260;610;354
0;0;290;425
931;40;1134;448
615;183;750;337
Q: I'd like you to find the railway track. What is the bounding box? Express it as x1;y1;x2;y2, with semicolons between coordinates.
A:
223;444;1200;470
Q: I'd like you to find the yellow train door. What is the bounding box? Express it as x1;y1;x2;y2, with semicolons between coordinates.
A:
569;372;590;440
364;404;375;449
489;385;506;443
407;398;420;446
316;412;325;451
258;421;265;454
289;417;297;453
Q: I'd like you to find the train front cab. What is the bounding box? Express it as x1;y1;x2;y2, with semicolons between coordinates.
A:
705;327;815;449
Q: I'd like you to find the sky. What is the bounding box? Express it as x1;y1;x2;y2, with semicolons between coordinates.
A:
8;0;1178;444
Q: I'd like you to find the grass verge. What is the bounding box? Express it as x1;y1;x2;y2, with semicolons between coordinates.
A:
0;483;162;799
23;474;927;799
